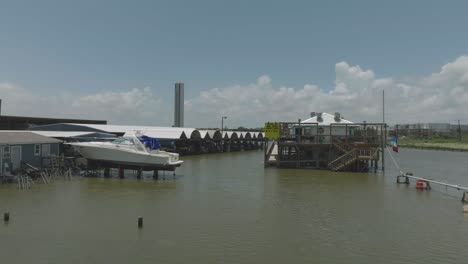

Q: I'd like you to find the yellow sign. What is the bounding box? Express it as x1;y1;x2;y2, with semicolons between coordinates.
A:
264;122;280;139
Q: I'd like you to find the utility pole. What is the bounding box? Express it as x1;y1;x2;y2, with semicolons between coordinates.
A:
382;89;385;172
458;120;462;141
220;116;227;152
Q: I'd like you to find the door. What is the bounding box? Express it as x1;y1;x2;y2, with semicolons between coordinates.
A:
11;146;22;170
42;144;51;157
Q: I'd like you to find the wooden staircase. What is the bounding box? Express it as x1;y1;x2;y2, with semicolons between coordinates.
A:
328;149;359;171
328;147;379;172
332;138;352;153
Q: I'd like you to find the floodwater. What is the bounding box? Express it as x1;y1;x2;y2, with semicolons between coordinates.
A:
1;149;468;264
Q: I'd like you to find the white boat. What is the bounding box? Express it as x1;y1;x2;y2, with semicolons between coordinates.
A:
66;135;183;169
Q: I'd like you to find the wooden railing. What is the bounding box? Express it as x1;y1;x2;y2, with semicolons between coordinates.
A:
328;149;358;171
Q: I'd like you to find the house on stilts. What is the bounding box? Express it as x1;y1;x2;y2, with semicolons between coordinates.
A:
264;112;385;172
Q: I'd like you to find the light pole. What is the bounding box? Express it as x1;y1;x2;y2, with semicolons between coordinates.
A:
221;116;227;152
221;116;227;135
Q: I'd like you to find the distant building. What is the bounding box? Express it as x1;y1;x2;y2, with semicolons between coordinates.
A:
0;131;62;174
174;82;184;127
264;112;384;172
299;112;355;143
394;123;464;136
0;115;107;130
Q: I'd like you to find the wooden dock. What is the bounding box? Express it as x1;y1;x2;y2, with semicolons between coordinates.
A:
264;121;385;172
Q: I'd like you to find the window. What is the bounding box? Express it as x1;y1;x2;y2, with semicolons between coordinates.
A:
34;144;41;156
3;146;10;159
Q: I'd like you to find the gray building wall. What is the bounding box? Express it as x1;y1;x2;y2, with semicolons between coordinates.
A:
1;143;60;174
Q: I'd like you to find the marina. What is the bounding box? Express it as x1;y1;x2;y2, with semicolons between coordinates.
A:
2;149;468;264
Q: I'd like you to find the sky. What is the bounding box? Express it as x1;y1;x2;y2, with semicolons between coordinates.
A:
1;0;468;128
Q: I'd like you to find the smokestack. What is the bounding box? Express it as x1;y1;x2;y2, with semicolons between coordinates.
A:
174;82;184;127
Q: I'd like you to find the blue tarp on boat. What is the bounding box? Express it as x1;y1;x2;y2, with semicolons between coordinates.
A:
137;135;161;150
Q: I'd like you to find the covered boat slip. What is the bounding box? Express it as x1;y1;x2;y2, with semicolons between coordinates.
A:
28;123;264;155
264;121;385;172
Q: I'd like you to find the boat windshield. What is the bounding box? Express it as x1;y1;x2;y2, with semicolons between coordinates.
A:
111;137;136;145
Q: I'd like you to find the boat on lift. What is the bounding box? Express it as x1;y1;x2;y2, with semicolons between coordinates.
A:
66;135;183;169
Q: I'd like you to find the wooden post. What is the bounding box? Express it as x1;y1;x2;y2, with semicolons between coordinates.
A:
3;212;9;222
137;168;142;179
138;217;143;228
104;168;110;178
119;167;124;179
153;170;159;180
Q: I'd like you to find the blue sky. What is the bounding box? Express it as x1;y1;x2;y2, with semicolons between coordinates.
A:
1;0;468;126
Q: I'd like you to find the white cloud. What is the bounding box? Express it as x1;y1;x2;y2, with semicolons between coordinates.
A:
0;84;170;126
186;56;468;127
2;55;468;128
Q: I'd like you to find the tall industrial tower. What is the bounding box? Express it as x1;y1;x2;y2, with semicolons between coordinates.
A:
174;82;184;127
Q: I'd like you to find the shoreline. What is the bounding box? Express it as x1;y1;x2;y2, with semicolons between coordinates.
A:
398;144;468;152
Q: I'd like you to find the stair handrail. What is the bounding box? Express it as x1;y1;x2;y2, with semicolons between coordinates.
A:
328;148;358;170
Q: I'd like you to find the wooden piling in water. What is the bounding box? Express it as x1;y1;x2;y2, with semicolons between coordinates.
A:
138;217;143;228
4;212;9;222
104;168;110;178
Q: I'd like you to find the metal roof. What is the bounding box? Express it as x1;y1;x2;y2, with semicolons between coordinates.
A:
68;124;202;139
301;112;354;126
198;130;222;140
0;131;62;145
27;123;261;140
30;131;116;139
239;132;252;139
223;131;238;139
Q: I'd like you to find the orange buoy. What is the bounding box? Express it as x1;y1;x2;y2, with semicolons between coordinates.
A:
416;180;425;190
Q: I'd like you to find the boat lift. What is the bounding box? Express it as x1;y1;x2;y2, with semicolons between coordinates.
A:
387;147;468;204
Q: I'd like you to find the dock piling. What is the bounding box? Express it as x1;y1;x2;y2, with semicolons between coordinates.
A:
153;170;159;180
138;217;143;228
3;212;9;222
462;192;468;203
104;168;110;178
397;174;410;184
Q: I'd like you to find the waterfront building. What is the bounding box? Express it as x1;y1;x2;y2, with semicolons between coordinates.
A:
264;112;385;172
0;131;61;174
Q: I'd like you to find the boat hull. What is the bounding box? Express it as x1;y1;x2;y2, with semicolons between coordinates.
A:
69;143;183;169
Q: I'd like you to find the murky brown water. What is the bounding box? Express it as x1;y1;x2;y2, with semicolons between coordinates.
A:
1;149;468;263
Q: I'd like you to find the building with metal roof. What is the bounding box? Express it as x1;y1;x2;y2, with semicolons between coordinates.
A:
0;131;62;174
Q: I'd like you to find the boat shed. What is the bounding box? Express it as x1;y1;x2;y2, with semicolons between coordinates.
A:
27;123;264;155
30;131;116;141
0;131;62;174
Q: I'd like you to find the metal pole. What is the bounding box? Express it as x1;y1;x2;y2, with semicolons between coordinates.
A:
458;120;462;141
221;116;227;151
382;89;385;171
